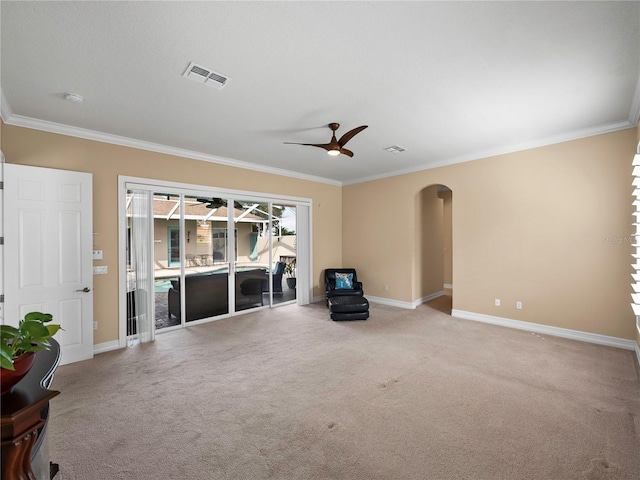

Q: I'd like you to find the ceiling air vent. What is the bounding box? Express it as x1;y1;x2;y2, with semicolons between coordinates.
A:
183;62;231;90
384;145;406;153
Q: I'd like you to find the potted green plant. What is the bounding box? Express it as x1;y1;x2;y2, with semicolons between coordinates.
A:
284;258;297;289
1;312;61;395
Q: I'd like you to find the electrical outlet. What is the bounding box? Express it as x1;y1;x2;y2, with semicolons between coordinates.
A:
516;301;523;310
93;321;98;330
92;249;103;260
494;298;501;307
384;284;389;291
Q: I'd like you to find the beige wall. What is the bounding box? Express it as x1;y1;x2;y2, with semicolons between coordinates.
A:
1;123;342;344
345;128;637;340
414;185;444;300
2;121;639;344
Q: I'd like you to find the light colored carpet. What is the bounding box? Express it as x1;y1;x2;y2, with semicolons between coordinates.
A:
49;296;640;480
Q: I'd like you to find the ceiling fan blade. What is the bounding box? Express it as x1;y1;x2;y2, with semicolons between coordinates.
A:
284;142;333;152
340;148;354;158
338;125;368;147
285;124;366;156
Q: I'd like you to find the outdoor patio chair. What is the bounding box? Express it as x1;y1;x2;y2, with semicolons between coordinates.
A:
269;261;285;294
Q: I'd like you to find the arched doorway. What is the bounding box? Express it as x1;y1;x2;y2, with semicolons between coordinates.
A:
416;184;452;313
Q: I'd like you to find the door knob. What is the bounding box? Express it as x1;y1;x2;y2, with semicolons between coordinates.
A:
76;287;91;293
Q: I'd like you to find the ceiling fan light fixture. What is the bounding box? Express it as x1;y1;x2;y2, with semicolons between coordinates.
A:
327;149;341;156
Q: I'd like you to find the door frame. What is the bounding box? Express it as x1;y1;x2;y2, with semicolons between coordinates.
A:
117;175;313;348
167;226;180;267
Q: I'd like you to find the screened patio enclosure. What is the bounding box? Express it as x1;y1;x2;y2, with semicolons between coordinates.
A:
124;188;303;340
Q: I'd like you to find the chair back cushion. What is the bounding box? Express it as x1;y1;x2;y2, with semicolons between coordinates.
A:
325;268;358;286
335;272;354;289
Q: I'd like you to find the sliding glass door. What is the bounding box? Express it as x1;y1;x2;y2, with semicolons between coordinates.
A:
122;181;308;340
232;201;298;310
232;199;266;312
273;204;297;304
154;193;185;330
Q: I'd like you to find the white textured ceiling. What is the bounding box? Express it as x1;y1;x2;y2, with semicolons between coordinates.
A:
1;1;639;185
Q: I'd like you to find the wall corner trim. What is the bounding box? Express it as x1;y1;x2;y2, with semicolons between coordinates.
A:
451;309;637;351
635;341;640;369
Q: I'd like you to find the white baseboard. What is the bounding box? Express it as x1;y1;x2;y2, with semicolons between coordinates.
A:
366;295;415;309
366;292;445;309
314;293;415;309
317;290;445;310
444;283;453;289
451;309;637;351
412;290;445;309
635;341;640;368
94;340;121;355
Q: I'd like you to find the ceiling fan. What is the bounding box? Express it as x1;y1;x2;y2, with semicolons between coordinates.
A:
284;123;368;158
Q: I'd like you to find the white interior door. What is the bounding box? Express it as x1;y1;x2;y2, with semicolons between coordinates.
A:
4;164;94;365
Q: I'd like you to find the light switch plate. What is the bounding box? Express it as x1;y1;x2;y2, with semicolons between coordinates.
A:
93;266;108;275
93;250;103;260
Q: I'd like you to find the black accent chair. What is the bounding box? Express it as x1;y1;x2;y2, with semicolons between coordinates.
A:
325;268;364;302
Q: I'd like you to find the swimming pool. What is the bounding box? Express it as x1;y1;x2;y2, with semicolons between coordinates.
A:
154;279;174;293
154;265;268;293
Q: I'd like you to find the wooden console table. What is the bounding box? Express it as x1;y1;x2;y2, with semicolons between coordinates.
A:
1;340;60;480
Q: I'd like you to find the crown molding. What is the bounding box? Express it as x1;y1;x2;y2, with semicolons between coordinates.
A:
0;88;13;122
344;120;635;186
1;108;343;187
3;85;637;189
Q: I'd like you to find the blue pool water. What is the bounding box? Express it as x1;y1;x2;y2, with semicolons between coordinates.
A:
154;279;174;293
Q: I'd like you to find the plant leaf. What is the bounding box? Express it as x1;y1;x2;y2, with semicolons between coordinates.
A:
24;312;53;323
0;325;20;339
27;344;46;352
46;324;62;336
0;354;15;370
14;338;34;352
0;344;15;369
20;320;50;338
